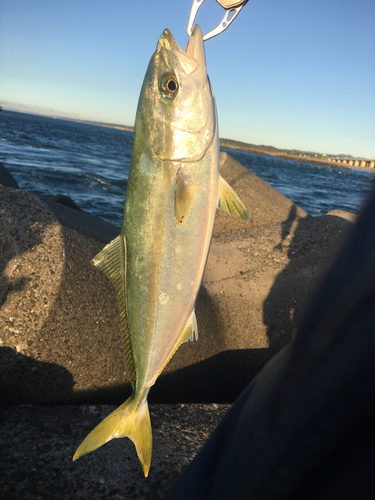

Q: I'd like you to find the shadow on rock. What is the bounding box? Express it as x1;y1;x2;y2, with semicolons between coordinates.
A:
263;209;351;350
273;204;298;252
151;348;273;404
0;346;134;406
0;347;75;405
264;204;300;348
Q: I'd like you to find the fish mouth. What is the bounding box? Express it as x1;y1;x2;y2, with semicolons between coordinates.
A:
158;25;207;80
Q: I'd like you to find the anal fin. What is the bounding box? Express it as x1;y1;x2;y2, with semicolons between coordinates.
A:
180;309;198;344
151;309;199;385
218;176;250;221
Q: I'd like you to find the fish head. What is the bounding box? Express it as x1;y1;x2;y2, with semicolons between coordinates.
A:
136;25;216;162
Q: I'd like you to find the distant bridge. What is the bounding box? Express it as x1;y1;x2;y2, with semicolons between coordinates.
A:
329;158;375;168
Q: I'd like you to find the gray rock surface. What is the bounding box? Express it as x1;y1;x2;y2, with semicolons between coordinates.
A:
46;197;120;244
0;184;354;405
158;213;353;402
0;189;127;405
0;403;230;500
49;194;85;212
0;152;361;499
326;209;358;223
214;152;309;233
0;161;19;188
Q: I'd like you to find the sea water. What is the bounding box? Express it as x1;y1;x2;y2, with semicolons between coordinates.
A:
0;110;373;226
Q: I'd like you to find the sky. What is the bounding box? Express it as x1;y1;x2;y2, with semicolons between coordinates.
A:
1;0;374;158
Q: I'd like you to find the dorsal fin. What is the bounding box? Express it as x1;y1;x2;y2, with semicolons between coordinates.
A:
218;176;250;221
92;234;136;387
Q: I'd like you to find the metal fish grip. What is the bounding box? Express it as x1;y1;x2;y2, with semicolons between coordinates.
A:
187;0;249;40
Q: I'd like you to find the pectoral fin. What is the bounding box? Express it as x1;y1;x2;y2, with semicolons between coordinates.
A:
175;169;196;226
92;234;136;387
218;176;250;221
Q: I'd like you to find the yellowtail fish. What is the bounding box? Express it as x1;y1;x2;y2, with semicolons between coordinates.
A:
73;25;249;477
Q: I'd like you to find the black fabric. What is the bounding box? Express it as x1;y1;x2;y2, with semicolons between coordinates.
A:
165;189;375;500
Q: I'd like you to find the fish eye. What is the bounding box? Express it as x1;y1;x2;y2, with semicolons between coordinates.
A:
160;74;179;99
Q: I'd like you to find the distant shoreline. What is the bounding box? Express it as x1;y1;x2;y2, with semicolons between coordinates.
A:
51;116;134;132
1;108;135;133
219;140;375;173
2;108;374;173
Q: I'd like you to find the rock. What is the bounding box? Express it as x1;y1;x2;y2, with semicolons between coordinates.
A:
0;403;230;499
0;162;19;188
215;152;309;233
0;188;126;405
49;194;84;212
156;213;353;402
326;209;358;223
0;187;353;405
46;197;120;244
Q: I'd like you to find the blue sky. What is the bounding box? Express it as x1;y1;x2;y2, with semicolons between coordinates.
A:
1;0;374;157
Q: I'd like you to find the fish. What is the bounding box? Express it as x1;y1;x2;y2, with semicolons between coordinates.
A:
73;24;249;477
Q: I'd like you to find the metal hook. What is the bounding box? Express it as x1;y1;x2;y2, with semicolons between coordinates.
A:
187;0;248;41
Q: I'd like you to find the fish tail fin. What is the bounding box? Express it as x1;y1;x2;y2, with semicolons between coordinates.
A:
73;396;152;477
